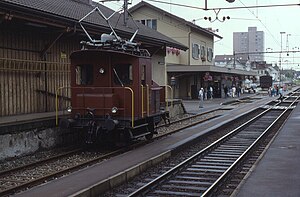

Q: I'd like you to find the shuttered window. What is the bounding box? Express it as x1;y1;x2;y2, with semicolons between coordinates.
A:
192;43;199;59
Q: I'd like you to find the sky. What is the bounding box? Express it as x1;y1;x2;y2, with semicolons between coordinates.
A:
98;0;300;70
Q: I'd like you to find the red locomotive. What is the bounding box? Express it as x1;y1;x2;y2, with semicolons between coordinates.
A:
59;7;169;145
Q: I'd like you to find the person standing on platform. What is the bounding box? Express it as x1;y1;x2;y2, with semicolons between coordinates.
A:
278;87;284;102
268;87;272;97
232;85;236;98
209;86;213;99
224;85;228;98
237;86;241;97
198;88;204;108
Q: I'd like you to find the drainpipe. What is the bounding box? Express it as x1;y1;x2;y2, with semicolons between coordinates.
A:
43;54;48;112
188;30;192;65
187;30;192;99
40;31;65;112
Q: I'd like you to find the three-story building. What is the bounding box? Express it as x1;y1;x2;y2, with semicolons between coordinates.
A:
130;1;255;99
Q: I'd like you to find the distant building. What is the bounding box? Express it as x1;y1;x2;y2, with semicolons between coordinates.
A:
129;2;258;99
214;55;251;72
129;1;223;99
215;54;249;66
268;65;280;82
251;61;280;82
233;27;265;62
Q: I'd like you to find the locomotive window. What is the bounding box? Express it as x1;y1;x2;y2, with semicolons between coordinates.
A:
141;65;146;85
113;64;132;86
75;64;93;85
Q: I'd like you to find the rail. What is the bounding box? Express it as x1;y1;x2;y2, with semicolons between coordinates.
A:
163;85;173;110
146;84;149;116
128;93;299;196
124;87;135;127
55;86;70;126
0;57;70;116
141;85;144;118
140;84;150;118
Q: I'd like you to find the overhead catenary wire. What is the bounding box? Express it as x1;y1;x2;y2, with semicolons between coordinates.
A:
102;0;300;69
143;0;297;49
238;0;280;48
144;0;300;11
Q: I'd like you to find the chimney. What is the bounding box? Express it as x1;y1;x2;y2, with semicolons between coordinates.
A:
88;0;93;5
74;0;93;6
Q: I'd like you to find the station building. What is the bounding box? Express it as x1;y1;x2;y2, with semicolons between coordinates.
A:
0;0;187;117
129;1;257;99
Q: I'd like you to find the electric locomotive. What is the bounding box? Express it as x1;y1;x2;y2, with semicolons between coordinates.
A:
59;7;169;145
60;45;168;145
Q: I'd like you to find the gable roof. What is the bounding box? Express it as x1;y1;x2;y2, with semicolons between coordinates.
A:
129;1;222;39
0;0;188;50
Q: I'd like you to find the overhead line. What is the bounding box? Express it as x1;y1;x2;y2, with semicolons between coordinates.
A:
145;0;300;11
235;50;300;55
238;0;280;47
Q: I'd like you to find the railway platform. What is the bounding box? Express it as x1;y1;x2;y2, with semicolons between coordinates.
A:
14;92;276;197
182;93;256;114
0;91;264;160
0;92;255;134
234;100;300;196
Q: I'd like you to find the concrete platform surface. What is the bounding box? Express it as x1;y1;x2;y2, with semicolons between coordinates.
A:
235;102;300;197
15;94;273;197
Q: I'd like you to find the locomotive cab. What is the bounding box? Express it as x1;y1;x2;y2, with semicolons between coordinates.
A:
61;49;168;145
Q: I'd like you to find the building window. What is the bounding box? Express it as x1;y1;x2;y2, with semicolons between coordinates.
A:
140;19;157;30
207;48;213;62
192;43;199;59
200;45;206;61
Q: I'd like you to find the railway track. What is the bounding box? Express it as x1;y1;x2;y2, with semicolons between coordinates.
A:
0;94;292;196
126;94;298;196
0;148;125;196
155;96;264;138
155;108;229;138
0;102;237;196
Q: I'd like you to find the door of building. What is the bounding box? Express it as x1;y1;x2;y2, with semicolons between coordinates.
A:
191;85;198;99
213;82;221;98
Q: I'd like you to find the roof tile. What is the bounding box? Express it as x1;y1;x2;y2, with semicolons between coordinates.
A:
1;0;187;50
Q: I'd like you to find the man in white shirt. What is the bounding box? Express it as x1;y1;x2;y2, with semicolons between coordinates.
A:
199;88;204;108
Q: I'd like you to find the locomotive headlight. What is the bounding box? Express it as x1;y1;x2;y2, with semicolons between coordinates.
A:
111;107;118;114
99;68;105;74
66;106;72;113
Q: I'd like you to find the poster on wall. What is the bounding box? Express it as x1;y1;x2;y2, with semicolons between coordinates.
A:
203;72;212;81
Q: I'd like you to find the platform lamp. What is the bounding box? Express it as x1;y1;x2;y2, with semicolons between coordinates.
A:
279;32;286;86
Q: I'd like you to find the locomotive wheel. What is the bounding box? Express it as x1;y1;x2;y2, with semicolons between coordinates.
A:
145;133;153;140
145;122;155;140
86;120;97;144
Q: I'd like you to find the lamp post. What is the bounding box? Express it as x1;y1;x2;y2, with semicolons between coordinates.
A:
292;47;299;68
286;34;291;55
279;32;286;85
284;60;289;69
